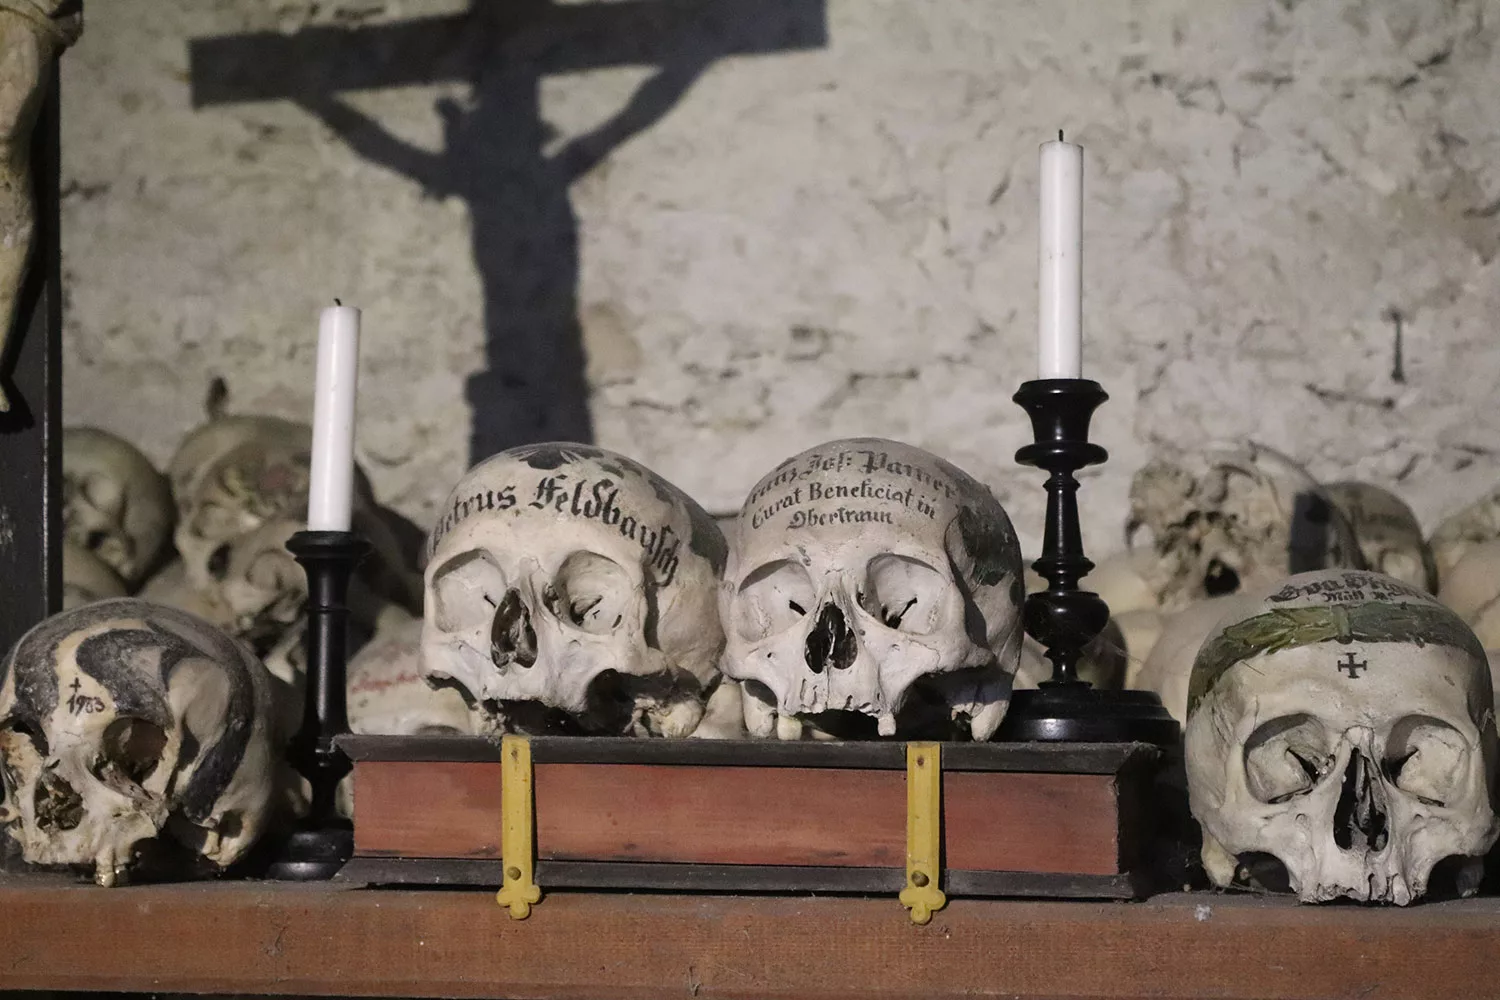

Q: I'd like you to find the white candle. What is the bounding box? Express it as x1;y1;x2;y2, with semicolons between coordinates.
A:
308;303;361;532
1038;132;1084;379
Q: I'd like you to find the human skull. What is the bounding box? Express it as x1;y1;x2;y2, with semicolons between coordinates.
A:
169;416;422;616
1186;569;1499;905
350;613;487;737
171;419;313;594
1127;443;1361;612
0;599;279;886
1136;594;1260;724
1438;540;1500;650
62;427;175;589
721;438;1023;740
139;559;234;626
421;443;728;737
62;543;128;610
1429;484;1500;584
1324;481;1436;592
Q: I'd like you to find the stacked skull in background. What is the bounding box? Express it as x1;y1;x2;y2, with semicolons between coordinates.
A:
721;438;1023;740
151;414;421;686
1186;569;1498;905
62;428;176;591
420;443;730;737
0;600;282;886
1127;443;1362;611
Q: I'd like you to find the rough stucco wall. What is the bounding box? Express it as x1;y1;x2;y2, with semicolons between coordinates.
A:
60;0;1500;558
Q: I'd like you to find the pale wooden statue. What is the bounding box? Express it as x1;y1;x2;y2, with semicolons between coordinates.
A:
0;0;80;411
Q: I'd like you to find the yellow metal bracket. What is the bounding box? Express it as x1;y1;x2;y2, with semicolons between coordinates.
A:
899;741;946;925
495;734;542;919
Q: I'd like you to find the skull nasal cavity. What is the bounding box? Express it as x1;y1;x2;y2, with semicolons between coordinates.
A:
804;603;857;674
491;589;537;668
1333;751;1389;853
34;773;84;832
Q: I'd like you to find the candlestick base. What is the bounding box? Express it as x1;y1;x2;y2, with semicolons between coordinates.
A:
1006;378;1177;746
266;824;354;882
999;684;1179;745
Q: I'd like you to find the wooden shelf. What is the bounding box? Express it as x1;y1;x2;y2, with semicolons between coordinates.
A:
0;876;1497;998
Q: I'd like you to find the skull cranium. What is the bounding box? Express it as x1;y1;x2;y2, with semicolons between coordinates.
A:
1128;443;1361;611
0;599;280;886
62;427;174;589
420;443;728;737
720;438;1023;740
1186;569;1499;904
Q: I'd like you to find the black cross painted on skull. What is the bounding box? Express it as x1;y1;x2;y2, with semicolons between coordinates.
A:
1337;651;1367;678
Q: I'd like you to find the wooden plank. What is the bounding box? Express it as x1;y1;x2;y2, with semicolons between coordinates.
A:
0;69;62;654
338;733;1148;774
2;879;1500;999
352;760;1123;874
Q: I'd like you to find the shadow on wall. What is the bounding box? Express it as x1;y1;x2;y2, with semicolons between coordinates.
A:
188;0;827;465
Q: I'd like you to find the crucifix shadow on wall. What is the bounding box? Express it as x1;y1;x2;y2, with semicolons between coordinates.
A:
189;1;827;464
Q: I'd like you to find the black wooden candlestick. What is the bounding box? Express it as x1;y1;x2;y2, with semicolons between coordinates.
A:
266;529;370;880
997;379;1177;745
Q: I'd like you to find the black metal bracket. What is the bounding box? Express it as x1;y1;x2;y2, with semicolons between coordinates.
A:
999;379;1177;746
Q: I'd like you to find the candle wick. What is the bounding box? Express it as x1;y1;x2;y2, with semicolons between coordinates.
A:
334;298;342;306
1058;129;1064;141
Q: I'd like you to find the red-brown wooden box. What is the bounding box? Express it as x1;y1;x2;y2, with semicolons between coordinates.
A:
337;735;1163;899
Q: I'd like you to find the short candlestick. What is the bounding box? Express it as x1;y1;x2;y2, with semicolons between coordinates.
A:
998;378;1177;745
266;529;370;880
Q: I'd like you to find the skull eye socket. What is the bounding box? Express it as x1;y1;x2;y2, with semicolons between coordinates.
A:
431;550;509;633
735;560;816;642
861;555;948;634
546;552;632;635
1244;713;1334;804
1384;715;1467;808
92;716;168;793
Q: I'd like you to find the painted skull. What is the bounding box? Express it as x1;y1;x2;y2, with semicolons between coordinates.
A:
62;427;175;588
1324;481;1436;592
721;438;1023;740
1429;484;1500;584
1186;569;1499;904
420;443;728;737
0;599;279;886
171;421;314;593
1128;443;1362;611
350;614;487;737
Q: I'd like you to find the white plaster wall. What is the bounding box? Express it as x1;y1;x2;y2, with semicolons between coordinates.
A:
60;0;1500;556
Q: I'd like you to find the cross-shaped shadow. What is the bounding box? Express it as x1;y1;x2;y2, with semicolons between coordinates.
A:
190;1;827;464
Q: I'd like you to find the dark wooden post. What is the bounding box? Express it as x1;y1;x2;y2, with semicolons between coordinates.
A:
0;64;63;654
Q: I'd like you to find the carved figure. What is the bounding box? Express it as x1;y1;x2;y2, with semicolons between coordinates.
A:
0;0;80;410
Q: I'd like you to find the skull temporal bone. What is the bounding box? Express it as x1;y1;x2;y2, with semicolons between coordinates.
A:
420;444;728;736
722;438;1024;740
1185;569;1499;905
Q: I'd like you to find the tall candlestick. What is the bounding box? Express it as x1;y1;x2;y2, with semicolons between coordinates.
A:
308;303;360;532
1038;132;1084;380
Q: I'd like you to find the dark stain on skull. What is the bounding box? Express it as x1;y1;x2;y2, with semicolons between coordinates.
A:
805;603;857;674
510;443;626;478
955;505;1018;588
